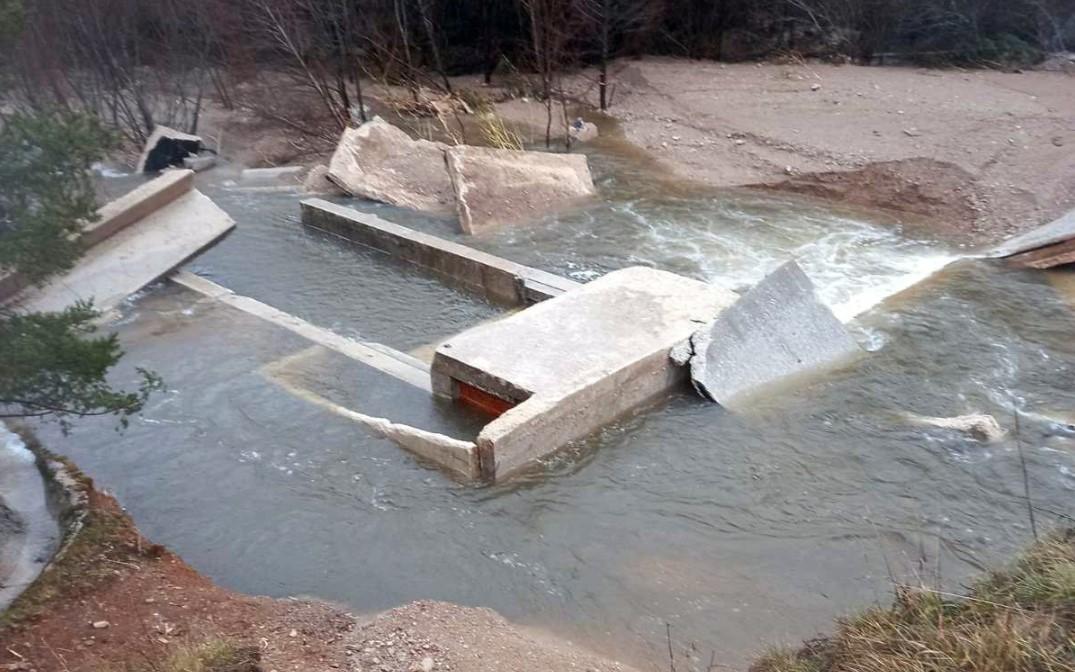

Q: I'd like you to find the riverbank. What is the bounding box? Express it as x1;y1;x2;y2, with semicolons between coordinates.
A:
542;57;1075;245
0;431;642;672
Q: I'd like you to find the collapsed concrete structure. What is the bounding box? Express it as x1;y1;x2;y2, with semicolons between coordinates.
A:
432;267;739;479
135;126;203;173
297;201;871;481
673;261;862;409
5;170;234;314
325;117;597;234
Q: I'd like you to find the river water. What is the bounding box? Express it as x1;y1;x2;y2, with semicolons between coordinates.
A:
36;152;1075;669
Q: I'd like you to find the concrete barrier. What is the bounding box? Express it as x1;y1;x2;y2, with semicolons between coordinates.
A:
13;176;234;315
1;170;196;305
300;199;579;306
431;267;739;480
84;170;194;247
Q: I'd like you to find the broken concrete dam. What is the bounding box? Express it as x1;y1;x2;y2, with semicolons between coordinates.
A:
23;150;1075;670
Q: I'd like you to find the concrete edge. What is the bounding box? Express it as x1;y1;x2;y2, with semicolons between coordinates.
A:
0;171;196;305
300;199;581;307
1;425;90;615
171;271;432;392
476;347;687;480
86;170;195;248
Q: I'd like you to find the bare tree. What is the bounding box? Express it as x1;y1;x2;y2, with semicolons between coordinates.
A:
575;0;661;110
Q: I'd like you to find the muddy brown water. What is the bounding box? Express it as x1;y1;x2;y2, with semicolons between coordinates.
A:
36;153;1075;670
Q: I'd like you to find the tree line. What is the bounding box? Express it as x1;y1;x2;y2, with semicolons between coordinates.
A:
1;0;1070;142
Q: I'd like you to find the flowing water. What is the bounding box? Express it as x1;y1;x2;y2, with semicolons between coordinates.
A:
33;154;1075;669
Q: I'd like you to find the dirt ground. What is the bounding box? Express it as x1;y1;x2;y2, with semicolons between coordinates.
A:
168;58;1073;246
566;57;1075;244
0;457;640;672
474;57;1074;244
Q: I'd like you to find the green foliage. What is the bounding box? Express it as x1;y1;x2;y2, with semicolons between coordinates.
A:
0;110;114;284
0;110;160;428
0;302;163;429
0;0;23;52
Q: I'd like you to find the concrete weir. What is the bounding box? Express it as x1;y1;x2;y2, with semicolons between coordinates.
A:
301;199;579;306
432;267;739;479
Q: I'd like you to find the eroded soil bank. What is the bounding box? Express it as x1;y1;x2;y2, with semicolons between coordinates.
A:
488;57;1075;245
0;434;641;672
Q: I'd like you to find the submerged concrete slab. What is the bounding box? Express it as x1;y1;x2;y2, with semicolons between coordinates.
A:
14;188;234;315
683;261;861;409
301;199;580;306
431;266;738;479
172;271;432;392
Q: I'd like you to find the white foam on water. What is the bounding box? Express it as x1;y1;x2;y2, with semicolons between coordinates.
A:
632;201;957;322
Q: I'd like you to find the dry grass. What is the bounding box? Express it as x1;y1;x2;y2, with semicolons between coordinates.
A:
147;639;260;672
478;113;524;151
752;531;1075;672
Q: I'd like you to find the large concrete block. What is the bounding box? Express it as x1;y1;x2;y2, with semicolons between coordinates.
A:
327;117;455;213
16;189;234;315
684;261;861;409
444;146;597;234
431;266;738;479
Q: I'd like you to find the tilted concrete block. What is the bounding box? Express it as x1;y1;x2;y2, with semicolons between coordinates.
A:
684;260;862;409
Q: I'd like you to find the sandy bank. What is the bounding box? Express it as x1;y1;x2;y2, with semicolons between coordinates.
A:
577;57;1074;243
480;57;1074;244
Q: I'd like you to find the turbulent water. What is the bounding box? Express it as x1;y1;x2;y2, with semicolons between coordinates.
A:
40;155;1075;669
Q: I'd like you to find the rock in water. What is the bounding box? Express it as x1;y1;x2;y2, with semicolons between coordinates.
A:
136;125;203;173
682;260;861;408
326;117;455;213
444;146;596;234
906;413;1006;442
569;118;599;143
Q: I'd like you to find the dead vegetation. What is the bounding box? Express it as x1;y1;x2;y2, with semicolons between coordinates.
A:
752;530;1075;672
136;639;261;672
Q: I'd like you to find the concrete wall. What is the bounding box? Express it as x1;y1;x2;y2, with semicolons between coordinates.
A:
476;348;687;479
84;170;194;247
1;170;195;305
301;199;579;307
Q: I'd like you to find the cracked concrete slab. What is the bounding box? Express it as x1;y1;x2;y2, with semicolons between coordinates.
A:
683;261;862;409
